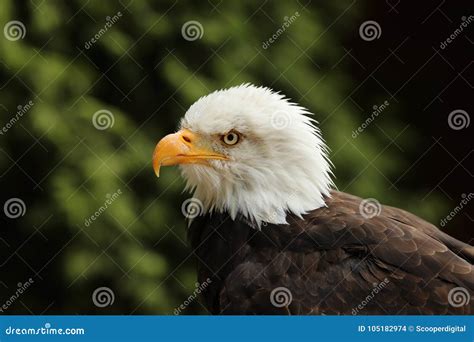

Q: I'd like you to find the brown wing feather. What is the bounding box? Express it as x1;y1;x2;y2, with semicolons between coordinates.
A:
190;191;474;314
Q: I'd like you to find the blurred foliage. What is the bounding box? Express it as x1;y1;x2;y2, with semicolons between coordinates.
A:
0;0;465;314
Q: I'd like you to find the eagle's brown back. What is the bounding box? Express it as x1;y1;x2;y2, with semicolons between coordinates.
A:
188;191;474;314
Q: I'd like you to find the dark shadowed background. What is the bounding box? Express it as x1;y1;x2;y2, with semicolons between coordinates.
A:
0;0;472;314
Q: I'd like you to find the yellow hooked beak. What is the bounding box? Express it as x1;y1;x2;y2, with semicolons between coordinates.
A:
152;129;228;177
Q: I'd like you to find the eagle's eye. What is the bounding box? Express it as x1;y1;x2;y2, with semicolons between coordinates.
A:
222;131;240;146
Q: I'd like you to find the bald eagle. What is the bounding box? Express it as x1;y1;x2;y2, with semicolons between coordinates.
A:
153;84;473;314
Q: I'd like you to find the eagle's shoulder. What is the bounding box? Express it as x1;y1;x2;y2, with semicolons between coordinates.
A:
188;192;473;314
294;191;474;291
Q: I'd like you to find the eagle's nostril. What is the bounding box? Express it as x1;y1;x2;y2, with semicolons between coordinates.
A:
182;134;192;143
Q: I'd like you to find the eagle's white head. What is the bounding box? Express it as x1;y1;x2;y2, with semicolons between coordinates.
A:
153;84;334;227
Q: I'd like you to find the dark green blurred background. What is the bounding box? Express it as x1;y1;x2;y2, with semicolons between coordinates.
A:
0;1;472;314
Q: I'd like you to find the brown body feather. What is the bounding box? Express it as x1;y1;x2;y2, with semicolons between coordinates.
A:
188;191;474;314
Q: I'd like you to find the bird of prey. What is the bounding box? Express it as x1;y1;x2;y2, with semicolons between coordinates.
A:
153;84;473;314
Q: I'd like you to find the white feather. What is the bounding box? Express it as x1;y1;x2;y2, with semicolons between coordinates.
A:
179;83;334;228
